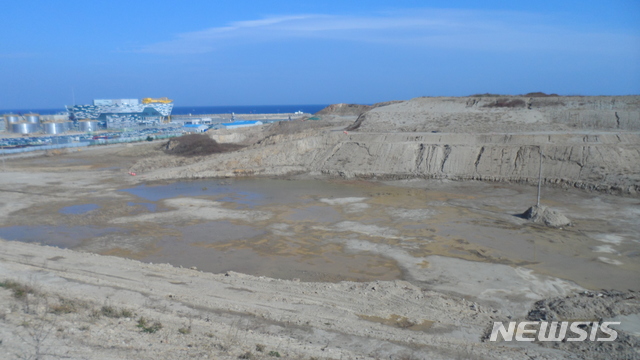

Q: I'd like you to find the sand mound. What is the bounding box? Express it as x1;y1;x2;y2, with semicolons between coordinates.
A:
265;118;334;136
524;290;640;360
316;101;404;116
521;205;571;228
163;134;243;157
350;95;640;133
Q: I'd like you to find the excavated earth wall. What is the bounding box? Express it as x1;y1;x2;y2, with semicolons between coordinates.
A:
316;132;640;193
144;131;640;194
143;96;640;194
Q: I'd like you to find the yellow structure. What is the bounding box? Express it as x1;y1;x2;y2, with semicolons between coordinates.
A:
142;97;173;104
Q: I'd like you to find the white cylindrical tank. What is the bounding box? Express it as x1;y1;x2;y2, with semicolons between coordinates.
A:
24;114;41;124
11;122;40;134
4;114;21;124
79;120;99;132
43;122;67;134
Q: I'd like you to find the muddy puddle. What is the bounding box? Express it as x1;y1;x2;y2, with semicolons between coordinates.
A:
2;178;639;290
0;225;125;248
60;204;100;214
127;202;157;212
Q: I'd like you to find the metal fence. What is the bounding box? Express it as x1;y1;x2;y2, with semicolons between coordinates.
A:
0;133;183;155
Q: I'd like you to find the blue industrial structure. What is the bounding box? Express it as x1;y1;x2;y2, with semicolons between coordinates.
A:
221;120;263;129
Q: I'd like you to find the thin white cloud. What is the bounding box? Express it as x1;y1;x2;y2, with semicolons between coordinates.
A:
232;15;313;28
137;9;639;55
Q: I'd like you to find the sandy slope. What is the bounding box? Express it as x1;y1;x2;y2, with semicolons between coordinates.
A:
133;96;640;194
0;239;580;360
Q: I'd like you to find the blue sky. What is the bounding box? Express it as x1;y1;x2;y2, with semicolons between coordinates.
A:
1;0;639;109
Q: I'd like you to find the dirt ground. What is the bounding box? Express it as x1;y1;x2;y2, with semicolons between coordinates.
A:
0;138;639;359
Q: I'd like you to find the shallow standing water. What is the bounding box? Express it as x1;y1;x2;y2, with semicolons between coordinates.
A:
59;204;100;214
1;178;638;289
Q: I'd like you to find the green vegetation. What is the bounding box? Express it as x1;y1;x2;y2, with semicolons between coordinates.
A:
137;317;163;333
0;280;36;299
100;305;133;319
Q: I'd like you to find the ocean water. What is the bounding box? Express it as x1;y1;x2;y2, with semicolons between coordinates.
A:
1;104;330;116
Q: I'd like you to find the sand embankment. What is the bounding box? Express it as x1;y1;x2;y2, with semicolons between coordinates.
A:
356;95;640;133
0;238;570;360
5;236;638;360
136;95;640;194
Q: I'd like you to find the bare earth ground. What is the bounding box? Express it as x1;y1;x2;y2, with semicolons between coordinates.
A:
1;96;639;359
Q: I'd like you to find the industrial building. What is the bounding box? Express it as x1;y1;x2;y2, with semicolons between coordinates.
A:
3;97;174;135
182;124;209;133
170;116;214;126
66;97;173;129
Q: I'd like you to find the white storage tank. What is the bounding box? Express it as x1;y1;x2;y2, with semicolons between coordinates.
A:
24;113;41;124
43;122;68;134
11;122;40;134
4;114;21;125
79;120;99;132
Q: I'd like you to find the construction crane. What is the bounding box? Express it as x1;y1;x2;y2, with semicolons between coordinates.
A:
142;97;173;104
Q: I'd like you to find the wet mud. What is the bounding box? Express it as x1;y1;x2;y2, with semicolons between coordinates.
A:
2;178;638;291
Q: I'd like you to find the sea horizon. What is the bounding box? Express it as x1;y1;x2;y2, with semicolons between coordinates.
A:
1;104;331;116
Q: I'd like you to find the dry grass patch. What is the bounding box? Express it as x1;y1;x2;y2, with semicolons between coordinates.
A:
163;134;244;157
482;98;526;108
0;280;37;299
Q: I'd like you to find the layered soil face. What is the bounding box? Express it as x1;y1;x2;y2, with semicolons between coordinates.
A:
133;95;640;195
